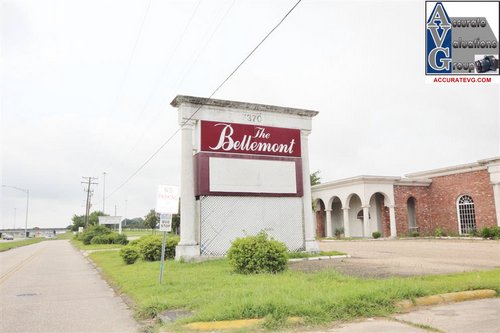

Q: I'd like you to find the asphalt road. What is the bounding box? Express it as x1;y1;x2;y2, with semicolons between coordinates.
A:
295;238;500;278
0;240;139;333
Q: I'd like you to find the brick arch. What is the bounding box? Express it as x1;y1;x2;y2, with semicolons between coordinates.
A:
314;199;326;238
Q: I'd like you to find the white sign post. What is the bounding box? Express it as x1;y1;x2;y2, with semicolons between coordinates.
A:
156;185;179;284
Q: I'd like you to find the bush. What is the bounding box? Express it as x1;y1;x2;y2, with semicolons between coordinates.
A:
334;228;344;238
410;231;420;237
480;227;500;239
227;231;288;274
90;234;111;244
110;233;129;245
79;225;112;245
120;246;140;264
434;227;447;237
372;231;381;239
164;236;180;259
136;235;179;261
89;232;129;245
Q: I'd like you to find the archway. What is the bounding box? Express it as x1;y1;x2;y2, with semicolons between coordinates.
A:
407;197;417;232
346;194;363;237
314;199;326;238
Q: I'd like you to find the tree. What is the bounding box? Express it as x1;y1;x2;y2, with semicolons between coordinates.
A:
310;170;321;186
89;211;107;226
70;211;108;231
144;209;159;234
122;217;145;229
70;214;85;232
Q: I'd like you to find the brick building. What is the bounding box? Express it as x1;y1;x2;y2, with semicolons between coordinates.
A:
311;157;500;238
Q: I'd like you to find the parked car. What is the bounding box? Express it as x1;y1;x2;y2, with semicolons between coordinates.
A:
2;234;14;240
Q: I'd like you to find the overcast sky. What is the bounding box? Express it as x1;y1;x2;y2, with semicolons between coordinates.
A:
1;0;499;229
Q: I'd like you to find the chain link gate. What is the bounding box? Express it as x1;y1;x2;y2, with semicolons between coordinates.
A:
200;196;305;256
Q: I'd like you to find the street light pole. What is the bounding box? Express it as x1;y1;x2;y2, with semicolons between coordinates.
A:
2;185;29;238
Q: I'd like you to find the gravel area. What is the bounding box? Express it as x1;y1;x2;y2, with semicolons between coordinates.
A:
289;239;500;278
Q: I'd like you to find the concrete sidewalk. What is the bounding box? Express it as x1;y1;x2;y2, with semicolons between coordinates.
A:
324;298;500;333
0;240;139;333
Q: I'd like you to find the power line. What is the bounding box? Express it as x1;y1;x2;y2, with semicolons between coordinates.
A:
91;0;153;172
106;0;303;200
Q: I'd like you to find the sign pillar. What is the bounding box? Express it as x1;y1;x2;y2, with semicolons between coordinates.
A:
301;130;319;252
176;120;200;260
171;95;319;260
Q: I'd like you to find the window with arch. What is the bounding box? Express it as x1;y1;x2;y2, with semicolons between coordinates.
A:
457;195;476;234
407;197;417;231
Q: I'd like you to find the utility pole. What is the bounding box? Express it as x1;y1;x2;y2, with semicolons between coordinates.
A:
81;177;98;227
102;171;106;214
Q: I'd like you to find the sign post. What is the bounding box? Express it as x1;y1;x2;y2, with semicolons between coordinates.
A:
156;185;179;284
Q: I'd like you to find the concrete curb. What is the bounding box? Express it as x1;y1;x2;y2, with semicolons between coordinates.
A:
183;317;302;331
289;254;350;262
396;289;497;311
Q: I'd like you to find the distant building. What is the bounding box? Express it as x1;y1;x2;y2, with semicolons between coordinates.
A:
312;157;500;238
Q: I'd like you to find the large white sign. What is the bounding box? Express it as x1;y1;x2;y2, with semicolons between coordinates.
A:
98;216;122;225
156;185;179;214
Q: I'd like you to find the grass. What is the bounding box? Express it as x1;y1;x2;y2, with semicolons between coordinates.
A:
0;237;45;252
288;251;345;259
89;250;500;331
55;231;74;240
70;238;124;251
123;229;158;237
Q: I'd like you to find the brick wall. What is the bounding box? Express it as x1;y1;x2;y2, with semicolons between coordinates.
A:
394;169;497;235
394;185;432;235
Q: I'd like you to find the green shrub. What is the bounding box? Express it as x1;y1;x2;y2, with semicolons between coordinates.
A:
109;233;129;245
227;231;288;274
139;236;162;261
80;225;112;245
120;246;140;264
136;235;179;261
164;236;180;259
434;227;447;237
334;227;344;238
410;231;420;237
372;231;381;239
90;234;110;244
88;232;129;245
469;228;479;237
480;227;500;239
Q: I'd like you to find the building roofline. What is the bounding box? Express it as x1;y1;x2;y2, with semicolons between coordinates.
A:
170;95;319;118
404;158;499;179
312;175;401;190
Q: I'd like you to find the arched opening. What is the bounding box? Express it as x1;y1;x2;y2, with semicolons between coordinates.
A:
330;196;344;237
407;197;417;232
457;195;476;234
347;194;363;237
314;199;326;238
368;192;385;236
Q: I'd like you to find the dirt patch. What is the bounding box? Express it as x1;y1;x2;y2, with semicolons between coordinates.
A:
289;239;500;278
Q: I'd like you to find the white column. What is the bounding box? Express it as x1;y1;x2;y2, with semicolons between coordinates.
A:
176;120;200;260
363;206;370;238
342;207;350;238
389;205;397;238
325;209;333;238
492;183;500;226
301;130;319;252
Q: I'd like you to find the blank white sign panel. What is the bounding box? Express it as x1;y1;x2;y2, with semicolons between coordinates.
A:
209;157;297;194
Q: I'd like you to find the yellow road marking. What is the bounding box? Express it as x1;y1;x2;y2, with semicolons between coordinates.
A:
0;246;47;285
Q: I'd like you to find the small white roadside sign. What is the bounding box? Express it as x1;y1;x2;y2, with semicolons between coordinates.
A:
159;214;172;232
